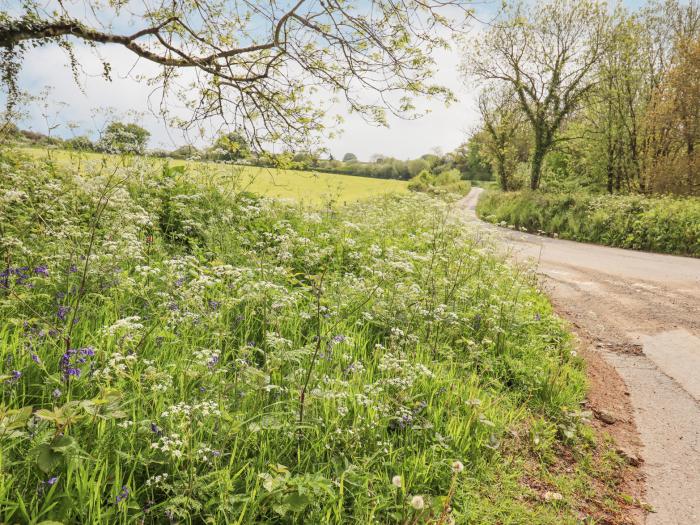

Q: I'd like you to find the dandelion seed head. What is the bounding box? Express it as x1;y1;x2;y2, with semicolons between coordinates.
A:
410;495;425;510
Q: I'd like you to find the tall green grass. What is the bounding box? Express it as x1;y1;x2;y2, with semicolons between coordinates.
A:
0;150;628;523
477;190;700;257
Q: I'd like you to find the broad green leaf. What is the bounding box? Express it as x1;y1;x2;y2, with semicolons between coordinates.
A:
51;435;76;451
36;443;63;473
284;492;311;512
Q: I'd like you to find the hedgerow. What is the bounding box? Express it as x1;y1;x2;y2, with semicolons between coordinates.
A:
477;190;700;257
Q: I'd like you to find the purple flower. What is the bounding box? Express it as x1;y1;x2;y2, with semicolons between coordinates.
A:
34;265;49;277
57;306;70;321
1;266;30;287
115;485;129;504
69;264;78;273
59;347;95;381
31;354;41;364
5;370;22;384
52;388;62;398
46;476;59;486
150;422;163;436
208;299;220;310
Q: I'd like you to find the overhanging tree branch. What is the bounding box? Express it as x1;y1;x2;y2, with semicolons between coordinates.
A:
0;0;470;150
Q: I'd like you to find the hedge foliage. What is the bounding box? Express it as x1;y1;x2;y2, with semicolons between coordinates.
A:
477;191;700;257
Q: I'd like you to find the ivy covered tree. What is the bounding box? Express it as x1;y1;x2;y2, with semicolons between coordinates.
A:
478;86;523;191
1;0;469;150
465;0;610;189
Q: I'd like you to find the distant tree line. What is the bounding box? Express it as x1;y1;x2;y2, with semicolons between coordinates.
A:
2;121;495;182
274;149;491;182
465;0;700;196
1;121;152;155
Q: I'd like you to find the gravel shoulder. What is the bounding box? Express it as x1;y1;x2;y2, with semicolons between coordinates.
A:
459;188;700;525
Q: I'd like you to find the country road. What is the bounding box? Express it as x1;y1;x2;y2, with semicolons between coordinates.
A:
459;188;700;525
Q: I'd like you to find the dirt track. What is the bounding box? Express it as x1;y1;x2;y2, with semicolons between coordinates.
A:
460;188;700;525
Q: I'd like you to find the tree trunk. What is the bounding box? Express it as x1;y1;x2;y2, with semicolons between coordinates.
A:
498;158;509;191
530;147;545;190
606;138;614;194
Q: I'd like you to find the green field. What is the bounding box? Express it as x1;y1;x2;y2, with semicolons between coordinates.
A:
22;147;409;205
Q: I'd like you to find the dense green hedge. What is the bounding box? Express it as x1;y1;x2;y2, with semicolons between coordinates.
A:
408;169;472;196
477;190;700;257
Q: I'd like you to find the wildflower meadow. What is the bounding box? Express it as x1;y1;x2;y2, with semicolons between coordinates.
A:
0;149;627;523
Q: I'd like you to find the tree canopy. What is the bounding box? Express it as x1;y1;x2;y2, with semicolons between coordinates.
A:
1;0;469;150
464;0;700;196
97;122;150;154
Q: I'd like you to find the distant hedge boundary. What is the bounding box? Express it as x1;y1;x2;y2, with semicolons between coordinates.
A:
476;190;700;257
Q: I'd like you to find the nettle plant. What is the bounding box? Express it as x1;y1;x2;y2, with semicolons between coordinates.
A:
0;149;587;523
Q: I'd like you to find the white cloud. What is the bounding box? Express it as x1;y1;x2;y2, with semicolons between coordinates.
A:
325;44;481;161
16;43;196;149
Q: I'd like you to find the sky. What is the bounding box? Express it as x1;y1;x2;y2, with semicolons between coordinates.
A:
7;0;646;161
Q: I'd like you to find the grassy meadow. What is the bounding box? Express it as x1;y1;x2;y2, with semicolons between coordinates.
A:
21;147;409;205
0;148;633;524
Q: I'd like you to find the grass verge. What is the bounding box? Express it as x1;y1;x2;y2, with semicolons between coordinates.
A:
1;149;634;523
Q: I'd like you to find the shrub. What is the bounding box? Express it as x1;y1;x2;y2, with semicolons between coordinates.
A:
408;169;472;196
97;122;150;155
65;135;95;151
